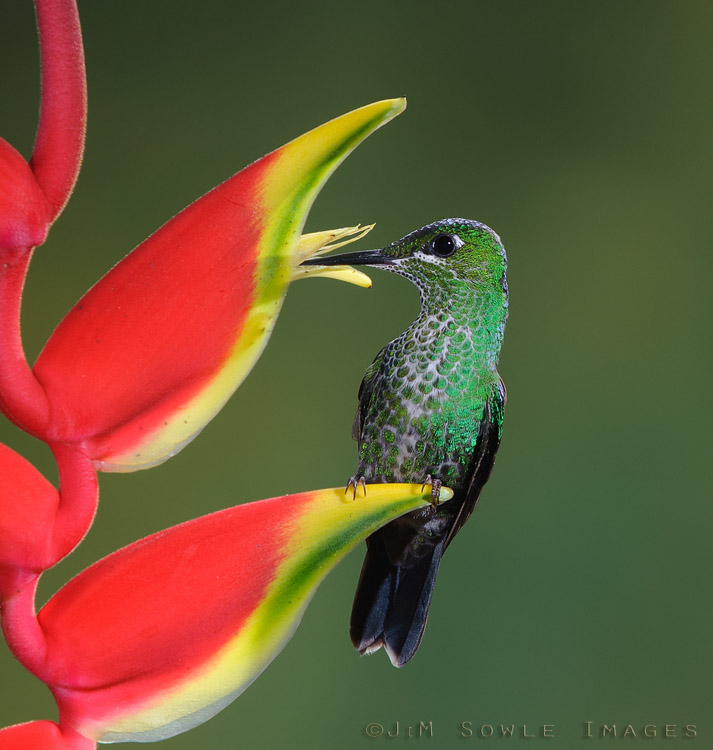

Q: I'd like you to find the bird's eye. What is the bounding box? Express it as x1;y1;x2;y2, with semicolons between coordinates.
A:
430;234;457;257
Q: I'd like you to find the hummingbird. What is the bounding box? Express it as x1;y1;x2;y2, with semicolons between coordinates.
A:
302;218;508;666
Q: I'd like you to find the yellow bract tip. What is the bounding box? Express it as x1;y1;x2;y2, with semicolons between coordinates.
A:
292;223;375;287
296;224;375;263
292;265;372;288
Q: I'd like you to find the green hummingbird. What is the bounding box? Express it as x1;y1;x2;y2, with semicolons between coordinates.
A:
302;218;508;666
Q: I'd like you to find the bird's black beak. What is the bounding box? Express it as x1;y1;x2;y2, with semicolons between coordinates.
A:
301;248;395;267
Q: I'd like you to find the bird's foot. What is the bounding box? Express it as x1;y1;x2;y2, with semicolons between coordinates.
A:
421;475;442;508
346;475;367;500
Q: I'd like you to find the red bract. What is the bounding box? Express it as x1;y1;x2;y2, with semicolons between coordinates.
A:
32;98;404;473
0;443;58;601
0;139;50;251
0;719;94;749
0;486;450;747
40;485;450;743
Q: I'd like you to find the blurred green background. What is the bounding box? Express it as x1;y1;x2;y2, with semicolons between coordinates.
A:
1;0;711;746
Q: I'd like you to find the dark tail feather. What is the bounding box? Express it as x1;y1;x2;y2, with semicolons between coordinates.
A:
383;543;444;666
350;532;393;656
350;533;445;667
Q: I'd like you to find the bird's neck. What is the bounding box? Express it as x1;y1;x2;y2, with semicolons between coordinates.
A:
409;282;507;373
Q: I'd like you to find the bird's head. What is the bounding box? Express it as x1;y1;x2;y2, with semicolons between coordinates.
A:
301;218;507;297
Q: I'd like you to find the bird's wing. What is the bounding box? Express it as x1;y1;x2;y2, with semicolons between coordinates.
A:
352;346;387;441
443;375;506;550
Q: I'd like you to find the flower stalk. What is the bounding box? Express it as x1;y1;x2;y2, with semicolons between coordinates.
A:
30;0;87;223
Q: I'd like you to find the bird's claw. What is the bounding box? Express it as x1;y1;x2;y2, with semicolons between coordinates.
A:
346;475;367;500
421;474;442;508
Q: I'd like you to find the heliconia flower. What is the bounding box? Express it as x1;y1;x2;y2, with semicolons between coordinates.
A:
292;224;374;286
4;483;451;745
31;98;405;473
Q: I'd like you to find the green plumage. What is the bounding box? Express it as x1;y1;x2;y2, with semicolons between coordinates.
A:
303;218;508;665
